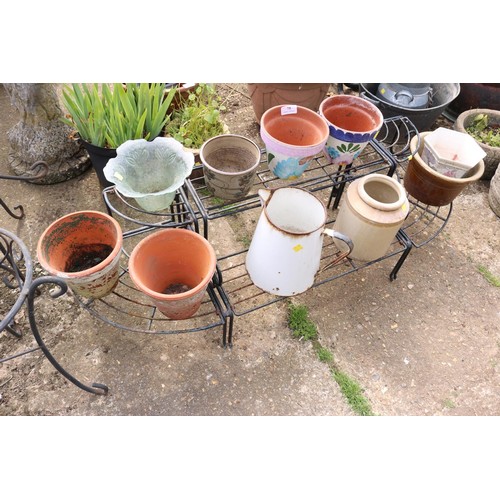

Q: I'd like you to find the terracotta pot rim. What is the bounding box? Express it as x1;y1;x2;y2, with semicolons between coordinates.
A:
128;228;217;301
319;94;384;134
410;133;485;183
200;134;261;177
260;105;329;149
37;210;123;278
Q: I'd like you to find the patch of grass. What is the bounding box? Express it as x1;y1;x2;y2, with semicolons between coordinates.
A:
287;301;374;416
316;346;333;363
238;234;252;248
477;265;500;287
443;398;456;409
287;303;317;341
333;371;374;416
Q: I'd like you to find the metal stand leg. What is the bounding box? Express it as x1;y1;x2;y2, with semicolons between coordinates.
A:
389;231;413;281
27;276;108;395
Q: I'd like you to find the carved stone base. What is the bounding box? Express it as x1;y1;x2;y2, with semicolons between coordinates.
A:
8;147;91;185
7;119;91;184
4;83;92;185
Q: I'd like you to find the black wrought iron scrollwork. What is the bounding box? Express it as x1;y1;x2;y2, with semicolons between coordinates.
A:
0;228;33;337
27;276;109;395
0;161;49;219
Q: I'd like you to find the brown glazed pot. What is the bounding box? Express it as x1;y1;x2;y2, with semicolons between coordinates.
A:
404;132;485;207
247;83;331;122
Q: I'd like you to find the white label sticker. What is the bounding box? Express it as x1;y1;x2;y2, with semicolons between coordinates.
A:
281;105;298;115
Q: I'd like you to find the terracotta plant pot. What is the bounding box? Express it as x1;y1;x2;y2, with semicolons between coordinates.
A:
319;94;384;165
128;228;217;320
453;108;500;180
260;104;329;180
37;211;123;299
200;134;261;201
247;83;331;122
404;132;485;207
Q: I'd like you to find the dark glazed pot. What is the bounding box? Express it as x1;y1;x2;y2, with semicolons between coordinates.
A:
445;83;500;121
404;132;485;206
80;139;117;189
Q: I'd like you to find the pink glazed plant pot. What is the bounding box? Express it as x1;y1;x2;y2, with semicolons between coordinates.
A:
319;95;384;166
260;104;329;180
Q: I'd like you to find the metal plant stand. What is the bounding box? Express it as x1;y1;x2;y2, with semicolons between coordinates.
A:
0;162;49;366
0;228;34;339
19;115;454;394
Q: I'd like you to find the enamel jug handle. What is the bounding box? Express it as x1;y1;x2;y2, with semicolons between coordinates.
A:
320;228;354;273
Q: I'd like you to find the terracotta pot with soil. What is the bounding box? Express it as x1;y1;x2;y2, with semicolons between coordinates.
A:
128;228;217;320
200;134;261;201
37;211;123;299
453;108;500;180
404;132;485;207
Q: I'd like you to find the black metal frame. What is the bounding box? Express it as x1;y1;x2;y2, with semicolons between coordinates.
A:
4;115;455;395
0;161;48;219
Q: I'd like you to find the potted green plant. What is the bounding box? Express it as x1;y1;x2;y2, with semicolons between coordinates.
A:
165;83;227;154
453;108;500;180
61;83;177;188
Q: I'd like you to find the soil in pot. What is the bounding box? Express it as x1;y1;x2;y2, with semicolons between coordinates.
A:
65;244;114;273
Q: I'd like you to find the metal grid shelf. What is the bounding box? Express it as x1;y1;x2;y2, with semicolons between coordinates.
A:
18;114;454;394
185;139;397;238
72;263;230;342
101;184;199;239
216;231;412;346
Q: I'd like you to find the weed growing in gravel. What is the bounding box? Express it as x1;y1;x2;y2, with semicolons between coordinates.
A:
317;347;333;363
287;301;374;416
333;371;374;416
287;303;317;341
477;265;500;287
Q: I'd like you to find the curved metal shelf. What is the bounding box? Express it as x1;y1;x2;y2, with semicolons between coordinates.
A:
72;263;229;341
102;185;199;237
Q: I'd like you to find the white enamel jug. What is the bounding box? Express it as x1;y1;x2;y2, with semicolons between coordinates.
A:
245;187;353;296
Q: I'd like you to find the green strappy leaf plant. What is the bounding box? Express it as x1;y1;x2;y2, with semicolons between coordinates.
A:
61;83;177;149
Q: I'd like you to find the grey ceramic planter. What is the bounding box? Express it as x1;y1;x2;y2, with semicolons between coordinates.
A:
454;108;500;180
200;134;261;202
